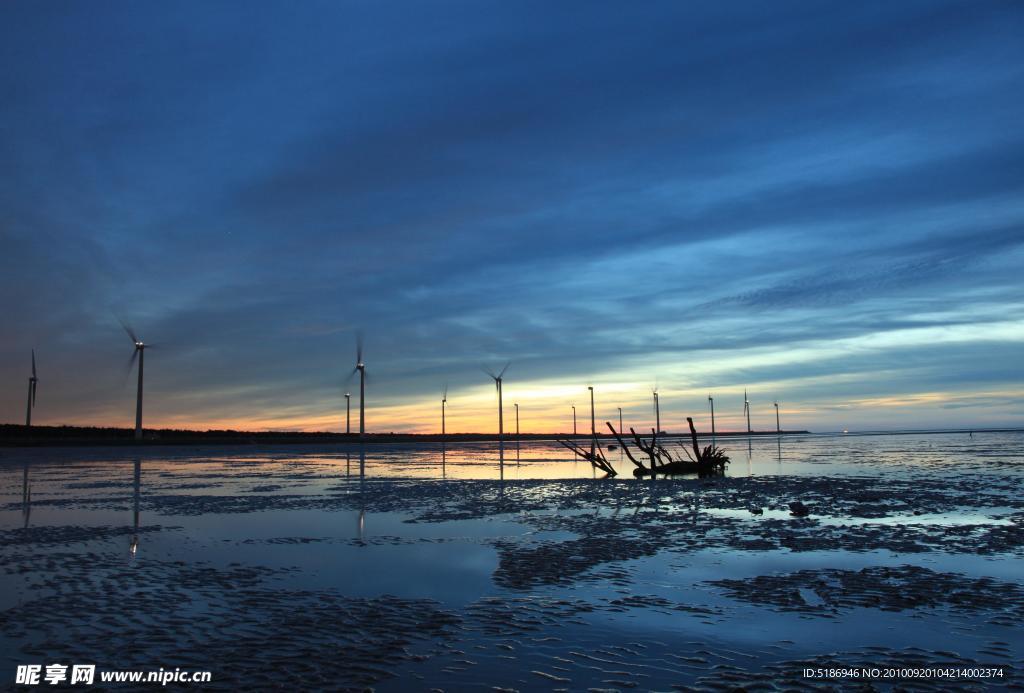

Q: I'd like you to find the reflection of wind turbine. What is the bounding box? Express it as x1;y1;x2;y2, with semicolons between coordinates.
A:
743;389;751;435
129;459;141;559
484;362;510;442
346;335;367;440
120;320;149;441
22;461;31;528
357;446;366;540
26;350;38;427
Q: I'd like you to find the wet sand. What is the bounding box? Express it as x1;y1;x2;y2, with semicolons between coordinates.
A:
1;432;1021;690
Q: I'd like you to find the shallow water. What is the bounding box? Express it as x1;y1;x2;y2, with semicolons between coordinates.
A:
1;431;1021;690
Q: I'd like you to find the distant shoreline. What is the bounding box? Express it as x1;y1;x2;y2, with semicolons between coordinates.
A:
0;423;813;447
2;423;1021;448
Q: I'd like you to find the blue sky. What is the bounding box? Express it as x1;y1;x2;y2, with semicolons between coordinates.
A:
2;1;1022;433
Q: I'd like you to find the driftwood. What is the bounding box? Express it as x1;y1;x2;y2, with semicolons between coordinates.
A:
561;416;729;478
557;438;617;476
609;417;729;477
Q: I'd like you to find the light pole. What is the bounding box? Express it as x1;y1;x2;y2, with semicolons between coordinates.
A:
345;393;351;434
588;386;595;440
653;391;660;435
774;401;780;434
515;402;520;463
618;407;623;433
708;394;715;438
572;405;576;438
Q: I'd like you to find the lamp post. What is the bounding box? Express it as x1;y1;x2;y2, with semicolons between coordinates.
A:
588;386;596;440
708;394;715;439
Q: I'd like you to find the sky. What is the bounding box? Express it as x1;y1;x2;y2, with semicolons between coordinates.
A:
1;0;1023;434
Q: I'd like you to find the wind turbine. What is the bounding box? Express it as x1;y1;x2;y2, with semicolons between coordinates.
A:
484;362;510;442
25;350;38;428
708;394;716;438
121;321;147;441
774;400;780;434
345;392;351;434
347;335;366;440
743;388;751;435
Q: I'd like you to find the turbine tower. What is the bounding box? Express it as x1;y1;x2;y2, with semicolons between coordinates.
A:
485;362;510;442
348;335;366;440
26;350;38;428
744;389;751;435
774;400;780;434
121;321;147;441
708;394;715;437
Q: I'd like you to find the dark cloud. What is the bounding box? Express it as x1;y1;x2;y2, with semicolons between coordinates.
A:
1;0;1022;429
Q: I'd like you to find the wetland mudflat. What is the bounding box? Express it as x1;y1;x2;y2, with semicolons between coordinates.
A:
1;432;1021;690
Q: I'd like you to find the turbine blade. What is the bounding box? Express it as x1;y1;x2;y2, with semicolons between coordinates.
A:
31;350;36;378
498;361;511;379
118;317;139;344
443;382;448;400
32;380;37;407
482;365;496;379
129;347;139;371
355;332;363;364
